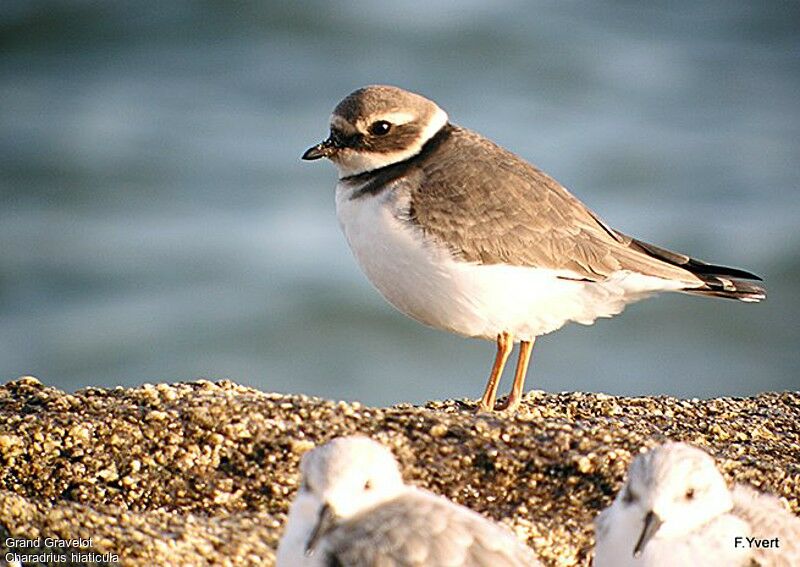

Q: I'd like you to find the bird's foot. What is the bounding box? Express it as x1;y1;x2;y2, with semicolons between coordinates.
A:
494;395;521;414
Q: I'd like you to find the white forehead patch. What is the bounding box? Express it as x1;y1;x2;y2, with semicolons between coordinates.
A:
330;114;357;134
333;106;448;178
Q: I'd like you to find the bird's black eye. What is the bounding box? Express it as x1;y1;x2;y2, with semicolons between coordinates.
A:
368;120;392;136
685;488;695;500
364;479;373;491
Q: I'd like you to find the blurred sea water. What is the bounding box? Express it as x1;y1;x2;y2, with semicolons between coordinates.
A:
0;1;798;405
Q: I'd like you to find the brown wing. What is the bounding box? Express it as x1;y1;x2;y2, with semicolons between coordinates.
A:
407;125;764;300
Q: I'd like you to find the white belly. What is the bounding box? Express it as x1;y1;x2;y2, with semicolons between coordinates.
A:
595;507;752;567
335;182;681;341
276;492;326;567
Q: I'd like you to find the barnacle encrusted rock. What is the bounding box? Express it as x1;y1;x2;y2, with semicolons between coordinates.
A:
0;377;797;566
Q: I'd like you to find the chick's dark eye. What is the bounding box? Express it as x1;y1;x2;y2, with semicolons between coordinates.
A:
364;479;373;491
685;488;695;500
368;120;392;136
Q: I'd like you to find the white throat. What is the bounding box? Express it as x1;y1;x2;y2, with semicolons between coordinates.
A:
333;107;448;178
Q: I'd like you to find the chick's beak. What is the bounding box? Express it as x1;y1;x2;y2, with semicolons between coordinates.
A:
633;510;663;557
302;137;337;161
305;503;338;556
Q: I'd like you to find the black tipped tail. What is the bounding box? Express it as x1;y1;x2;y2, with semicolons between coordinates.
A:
684;275;766;303
626;236;767;303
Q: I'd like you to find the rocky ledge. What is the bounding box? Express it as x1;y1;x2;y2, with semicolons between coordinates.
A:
0;377;797;566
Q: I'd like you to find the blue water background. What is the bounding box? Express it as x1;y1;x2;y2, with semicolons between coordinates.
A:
1;1;798;404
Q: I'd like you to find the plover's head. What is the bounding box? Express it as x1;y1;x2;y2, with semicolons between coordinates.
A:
302;85;449;178
620;442;733;557
298;436;404;555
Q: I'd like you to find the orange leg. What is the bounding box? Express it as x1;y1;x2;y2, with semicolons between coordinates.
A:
497;339;535;413
478;331;513;412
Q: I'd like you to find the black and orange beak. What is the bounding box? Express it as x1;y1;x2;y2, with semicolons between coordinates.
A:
302;137;337;161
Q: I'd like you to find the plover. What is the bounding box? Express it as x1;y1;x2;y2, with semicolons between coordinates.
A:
594;442;800;566
276;436;542;567
303;85;766;412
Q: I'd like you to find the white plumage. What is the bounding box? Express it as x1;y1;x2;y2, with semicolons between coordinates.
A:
277;436;542;567
336;178;684;342
304;84;765;411
593;442;800;567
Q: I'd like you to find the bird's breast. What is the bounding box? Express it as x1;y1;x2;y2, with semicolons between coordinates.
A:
333;179;598;340
335;179;457;329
